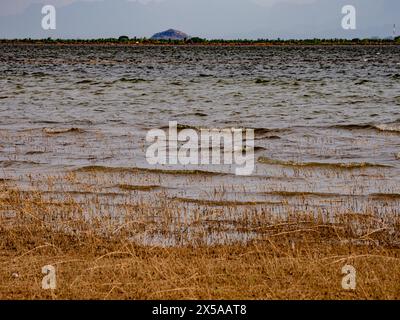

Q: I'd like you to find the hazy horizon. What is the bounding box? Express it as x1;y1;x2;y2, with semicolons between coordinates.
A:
0;0;399;40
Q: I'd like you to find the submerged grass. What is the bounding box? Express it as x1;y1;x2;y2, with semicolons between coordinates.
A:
0;179;400;300
257;156;392;169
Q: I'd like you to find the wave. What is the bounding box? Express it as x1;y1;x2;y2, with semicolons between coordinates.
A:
374;123;400;133
171;197;271;207
331;124;375;130
355;79;370;85
189;112;208;117
25;150;46;155
43;127;85;134
255;78;270;84
158;124;287;136
76;79;97;84
35;119;93;125
74;165;226;176
332;123;400;133
263;191;348;198
369;193;400;200
118;184;162;191
116;77;150;83
0;160;44;168
257;157;391;169
159;124;198;131
253;127;288;135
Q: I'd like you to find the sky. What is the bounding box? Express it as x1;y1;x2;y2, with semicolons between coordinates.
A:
0;0;399;39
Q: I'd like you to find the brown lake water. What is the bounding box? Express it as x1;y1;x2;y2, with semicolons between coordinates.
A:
1;44;400;232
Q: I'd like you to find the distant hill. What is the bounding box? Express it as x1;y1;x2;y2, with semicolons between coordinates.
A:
151;29;190;40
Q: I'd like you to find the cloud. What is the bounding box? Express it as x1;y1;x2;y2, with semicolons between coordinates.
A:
0;0;91;16
1;0;318;16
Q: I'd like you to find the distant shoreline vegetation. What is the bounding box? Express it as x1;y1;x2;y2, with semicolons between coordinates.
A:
1;37;399;46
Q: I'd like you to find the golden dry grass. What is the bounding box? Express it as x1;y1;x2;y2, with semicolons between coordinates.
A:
1;180;400;300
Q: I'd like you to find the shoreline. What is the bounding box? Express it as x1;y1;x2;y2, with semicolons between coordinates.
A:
1;39;399;47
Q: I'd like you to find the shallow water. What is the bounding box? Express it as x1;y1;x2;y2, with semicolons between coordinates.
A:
1;44;400;220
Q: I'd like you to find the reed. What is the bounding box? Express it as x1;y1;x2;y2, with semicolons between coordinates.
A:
1;177;399;300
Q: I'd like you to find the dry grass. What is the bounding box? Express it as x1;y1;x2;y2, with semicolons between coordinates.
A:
0;180;400;300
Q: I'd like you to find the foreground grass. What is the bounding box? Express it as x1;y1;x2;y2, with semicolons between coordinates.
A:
1;183;400;300
1;233;400;299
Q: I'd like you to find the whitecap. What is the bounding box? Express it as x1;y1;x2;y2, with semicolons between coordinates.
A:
374;124;400;133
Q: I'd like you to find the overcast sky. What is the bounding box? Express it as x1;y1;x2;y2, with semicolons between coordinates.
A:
0;0;399;39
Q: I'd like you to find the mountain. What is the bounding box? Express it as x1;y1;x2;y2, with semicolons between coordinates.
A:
151;29;189;40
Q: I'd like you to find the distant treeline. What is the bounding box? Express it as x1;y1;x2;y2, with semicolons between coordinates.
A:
1;36;400;46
